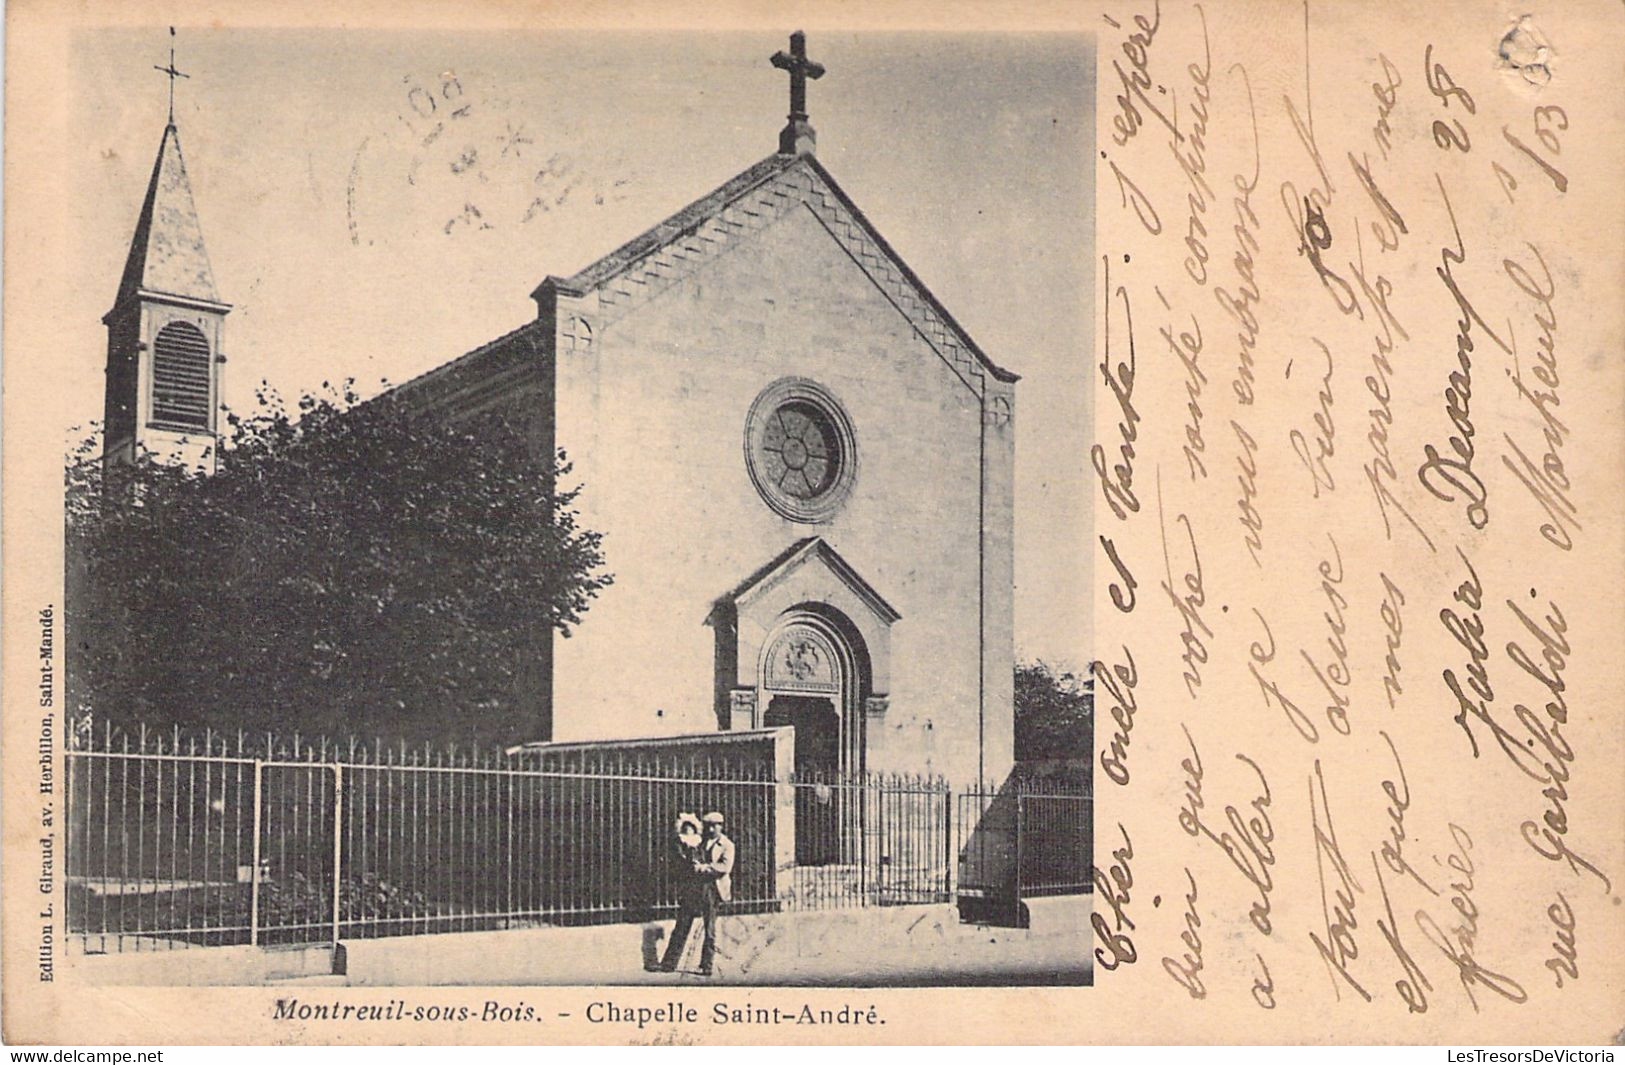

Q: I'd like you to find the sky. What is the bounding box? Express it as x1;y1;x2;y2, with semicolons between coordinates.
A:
68;27;1095;669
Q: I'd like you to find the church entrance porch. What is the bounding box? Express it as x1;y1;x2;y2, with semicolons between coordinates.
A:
710;538;902;875
714;537;898;751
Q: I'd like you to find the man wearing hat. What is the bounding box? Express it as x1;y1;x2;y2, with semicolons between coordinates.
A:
656;810;734;976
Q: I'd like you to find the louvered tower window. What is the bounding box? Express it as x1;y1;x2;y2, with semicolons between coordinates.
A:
150;321;212;429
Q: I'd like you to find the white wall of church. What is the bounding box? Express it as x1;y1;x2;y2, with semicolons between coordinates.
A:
549;202;1003;789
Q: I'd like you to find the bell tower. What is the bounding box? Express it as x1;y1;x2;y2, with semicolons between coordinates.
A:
103;31;230;471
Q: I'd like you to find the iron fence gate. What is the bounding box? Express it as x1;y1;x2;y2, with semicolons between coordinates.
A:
66;722;1089;954
254;762;340;946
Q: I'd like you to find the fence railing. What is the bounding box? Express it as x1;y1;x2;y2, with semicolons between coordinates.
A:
65;721;1087;954
957;779;1093;908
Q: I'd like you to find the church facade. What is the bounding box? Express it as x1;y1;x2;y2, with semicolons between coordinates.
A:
102;35;1019;791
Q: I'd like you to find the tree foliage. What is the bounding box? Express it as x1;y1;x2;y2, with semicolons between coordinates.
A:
66;382;611;747
1014;660;1092;766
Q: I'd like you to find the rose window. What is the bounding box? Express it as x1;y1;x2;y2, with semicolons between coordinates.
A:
745;378;857;522
761;402;838;500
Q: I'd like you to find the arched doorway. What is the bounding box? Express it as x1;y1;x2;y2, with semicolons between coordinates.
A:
758;611;862;864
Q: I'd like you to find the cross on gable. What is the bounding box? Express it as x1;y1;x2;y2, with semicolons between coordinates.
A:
770;31;825;156
770;31;824;121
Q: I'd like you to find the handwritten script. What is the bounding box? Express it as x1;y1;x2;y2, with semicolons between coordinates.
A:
1096;0;1620;1038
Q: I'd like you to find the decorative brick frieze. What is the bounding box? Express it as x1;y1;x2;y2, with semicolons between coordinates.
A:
582;159;995;400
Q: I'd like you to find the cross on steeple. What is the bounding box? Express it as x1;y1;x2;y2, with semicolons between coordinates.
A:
153;26;189;126
770;31;824;156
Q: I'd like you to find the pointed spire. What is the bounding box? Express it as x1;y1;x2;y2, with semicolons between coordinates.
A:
111;122;224;312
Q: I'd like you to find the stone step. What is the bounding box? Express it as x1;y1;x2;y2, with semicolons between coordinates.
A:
265;973;350;986
260;943;343;980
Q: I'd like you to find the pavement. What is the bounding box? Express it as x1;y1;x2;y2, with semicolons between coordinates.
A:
72;897;1092;988
342;899;1091;988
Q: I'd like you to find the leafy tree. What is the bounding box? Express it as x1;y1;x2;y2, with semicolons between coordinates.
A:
66;382;611;748
1014;660;1092;768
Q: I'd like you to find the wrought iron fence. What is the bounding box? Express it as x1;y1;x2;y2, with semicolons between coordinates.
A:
65;721;1087;954
1014;788;1093;899
957;778;1092;909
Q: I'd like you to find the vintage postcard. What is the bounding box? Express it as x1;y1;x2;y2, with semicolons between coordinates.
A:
2;0;1621;1048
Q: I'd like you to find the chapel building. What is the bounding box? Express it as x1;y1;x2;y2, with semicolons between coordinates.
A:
400;34;1019;789
99;34;1019;791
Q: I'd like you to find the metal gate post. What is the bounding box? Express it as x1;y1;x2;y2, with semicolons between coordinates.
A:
1013;794;1024;914
862;780;873;902
63;751;72;946
249;760;263;946
330;764;343;947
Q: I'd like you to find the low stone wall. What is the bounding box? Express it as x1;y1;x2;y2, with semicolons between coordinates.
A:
65;939;338;985
509;727;797;903
510;726;794;780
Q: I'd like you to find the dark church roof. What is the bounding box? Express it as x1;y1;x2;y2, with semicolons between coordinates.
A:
109;123;227;315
